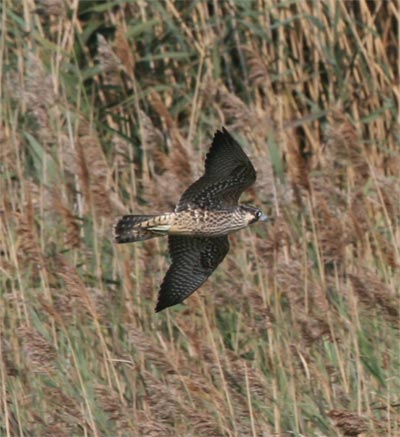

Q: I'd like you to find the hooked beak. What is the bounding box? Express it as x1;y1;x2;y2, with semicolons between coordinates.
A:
259;213;268;222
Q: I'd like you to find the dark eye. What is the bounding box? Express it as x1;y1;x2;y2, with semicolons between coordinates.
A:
256;210;261;218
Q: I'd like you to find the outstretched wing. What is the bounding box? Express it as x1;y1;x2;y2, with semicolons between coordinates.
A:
155;235;230;312
175;128;256;211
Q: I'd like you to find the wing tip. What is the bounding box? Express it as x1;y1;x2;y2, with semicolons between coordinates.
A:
154;303;164;313
155;273;189;313
154;295;180;313
213;126;232;141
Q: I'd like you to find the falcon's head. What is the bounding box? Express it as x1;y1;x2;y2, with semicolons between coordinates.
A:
240;205;268;225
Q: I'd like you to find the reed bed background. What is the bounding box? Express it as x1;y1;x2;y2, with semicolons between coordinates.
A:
0;0;399;435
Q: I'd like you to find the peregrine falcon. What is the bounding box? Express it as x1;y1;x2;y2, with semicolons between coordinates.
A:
113;128;267;312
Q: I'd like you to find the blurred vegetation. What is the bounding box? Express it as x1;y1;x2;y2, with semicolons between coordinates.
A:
0;0;399;435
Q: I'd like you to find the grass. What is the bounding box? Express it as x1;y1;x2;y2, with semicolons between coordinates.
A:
0;0;399;435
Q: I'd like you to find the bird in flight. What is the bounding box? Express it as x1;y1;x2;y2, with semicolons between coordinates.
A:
113;128;267;312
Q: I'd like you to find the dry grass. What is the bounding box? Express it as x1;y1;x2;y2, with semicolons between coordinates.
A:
0;0;399;435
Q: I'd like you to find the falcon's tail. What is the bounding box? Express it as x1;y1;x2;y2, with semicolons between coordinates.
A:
113;214;174;243
113;215;158;243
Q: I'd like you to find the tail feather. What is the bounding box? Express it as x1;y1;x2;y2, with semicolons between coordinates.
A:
113;215;157;243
